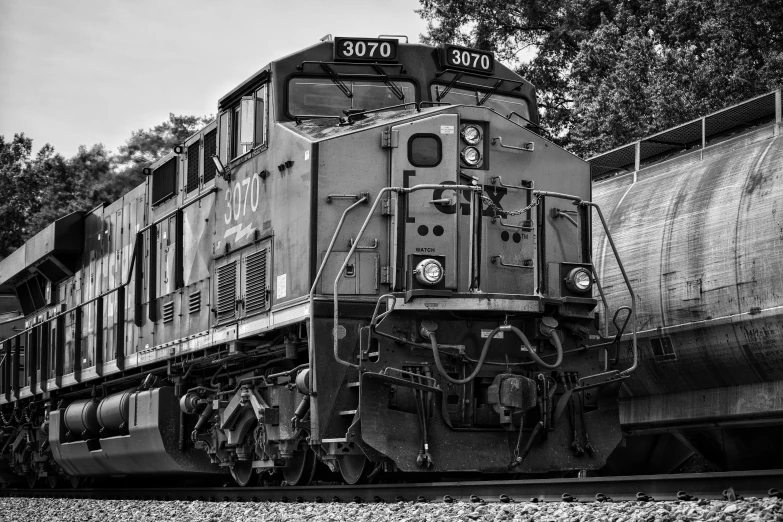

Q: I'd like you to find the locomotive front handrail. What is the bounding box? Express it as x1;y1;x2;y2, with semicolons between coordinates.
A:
531;190;638;380
490;215;533;230
492;137;534;152
491;255;533;269
348;238;378;250
326;193;370;203
490;175;534;191
333;184;481;369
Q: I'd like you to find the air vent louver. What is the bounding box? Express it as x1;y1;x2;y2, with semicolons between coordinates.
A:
188;291;201;315
245;250;267;314
186;143;200;193
203;130;217;184
216;262;236;322
162;301;175;323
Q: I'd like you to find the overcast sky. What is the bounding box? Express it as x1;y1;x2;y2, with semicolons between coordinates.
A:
0;0;429;157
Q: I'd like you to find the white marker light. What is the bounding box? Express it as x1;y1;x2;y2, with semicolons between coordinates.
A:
461;146;481;166
461;125;482;145
414;259;444;285
565;267;593;293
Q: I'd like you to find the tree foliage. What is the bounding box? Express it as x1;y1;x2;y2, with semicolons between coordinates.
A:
0;113;212;259
418;0;783;155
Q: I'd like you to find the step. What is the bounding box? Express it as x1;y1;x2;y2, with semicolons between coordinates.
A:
338;409;357;416
321;438;347;443
346;381;360;388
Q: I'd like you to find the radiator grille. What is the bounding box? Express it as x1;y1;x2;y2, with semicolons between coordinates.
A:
245;250;267;314
152;158;177;205
186;142;199;193
203;130;217;183
162;301;175;324
188;291;201;315
216;262;236;322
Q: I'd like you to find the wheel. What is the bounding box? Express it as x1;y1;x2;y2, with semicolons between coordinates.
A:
68;475;83;489
281;446;317;486
26;470;38;489
47;473;59;489
230;460;255;487
339;454;370;485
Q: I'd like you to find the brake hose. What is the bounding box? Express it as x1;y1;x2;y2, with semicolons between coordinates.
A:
428;324;564;385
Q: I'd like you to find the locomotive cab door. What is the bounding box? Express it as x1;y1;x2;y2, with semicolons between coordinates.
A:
389;114;460;291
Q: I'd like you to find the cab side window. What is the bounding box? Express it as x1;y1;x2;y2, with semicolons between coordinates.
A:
220;84;269;163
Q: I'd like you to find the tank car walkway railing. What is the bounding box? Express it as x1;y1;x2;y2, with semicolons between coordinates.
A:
533;190;638;384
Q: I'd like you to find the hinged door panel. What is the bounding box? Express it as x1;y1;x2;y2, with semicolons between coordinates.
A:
389;114;459;290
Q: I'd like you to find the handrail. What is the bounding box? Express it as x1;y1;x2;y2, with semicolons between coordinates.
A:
333;184;481;369
308;194;370;297
308;193;370;392
531;191;638;381
582;201;638;378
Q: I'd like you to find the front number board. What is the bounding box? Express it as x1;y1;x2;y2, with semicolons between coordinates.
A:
334;38;398;61
440;44;494;74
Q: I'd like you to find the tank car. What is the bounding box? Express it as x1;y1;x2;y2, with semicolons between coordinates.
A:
0;36;634;487
590;90;783;473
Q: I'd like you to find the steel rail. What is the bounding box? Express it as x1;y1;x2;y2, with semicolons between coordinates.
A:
3;470;782;503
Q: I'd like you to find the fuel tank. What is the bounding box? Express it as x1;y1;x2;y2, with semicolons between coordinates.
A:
592;124;783;398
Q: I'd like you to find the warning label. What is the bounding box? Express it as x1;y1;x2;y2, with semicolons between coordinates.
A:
440;125;455;134
481;329;504;339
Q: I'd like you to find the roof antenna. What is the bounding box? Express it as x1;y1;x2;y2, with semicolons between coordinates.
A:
320;34;333;42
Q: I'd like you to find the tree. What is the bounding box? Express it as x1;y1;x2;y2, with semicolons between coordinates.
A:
0;113;213;258
418;0;783;155
0;134;41;258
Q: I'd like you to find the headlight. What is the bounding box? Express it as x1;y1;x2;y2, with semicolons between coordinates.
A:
461;125;482;145
565;267;592;293
414;259;444;286
461;146;481;166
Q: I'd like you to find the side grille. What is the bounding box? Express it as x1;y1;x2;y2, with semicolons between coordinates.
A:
203;130;217;183
216;262;236;322
245;250;267;314
162;301;175;324
186;142;199;193
188;291;201;314
152;158;177;205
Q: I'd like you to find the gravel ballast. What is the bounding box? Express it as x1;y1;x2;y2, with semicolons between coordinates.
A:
1;496;781;522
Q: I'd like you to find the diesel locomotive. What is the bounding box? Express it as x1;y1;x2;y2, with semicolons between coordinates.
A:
0;36;634;488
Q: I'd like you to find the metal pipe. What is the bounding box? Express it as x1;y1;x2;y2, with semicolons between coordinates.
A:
533;190;582;203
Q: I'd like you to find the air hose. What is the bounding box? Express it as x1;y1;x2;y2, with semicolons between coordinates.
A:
428;324;564;385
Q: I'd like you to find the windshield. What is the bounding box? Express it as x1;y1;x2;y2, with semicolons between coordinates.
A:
431;85;531;125
288;78;416;116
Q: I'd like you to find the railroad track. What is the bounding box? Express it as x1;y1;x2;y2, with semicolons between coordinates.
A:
2;470;782;503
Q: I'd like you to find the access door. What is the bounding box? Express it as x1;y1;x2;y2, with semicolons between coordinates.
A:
389;114;460;291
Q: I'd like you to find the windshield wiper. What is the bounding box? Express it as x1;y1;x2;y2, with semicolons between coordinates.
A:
371;64;405;101
319;63;353;99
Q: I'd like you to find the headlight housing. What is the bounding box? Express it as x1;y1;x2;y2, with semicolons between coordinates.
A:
414;258;444;286
461;146;481;166
461;125;482;145
565;267;592;293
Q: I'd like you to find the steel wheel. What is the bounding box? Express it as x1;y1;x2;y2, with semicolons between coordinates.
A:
26;470;38;489
68;475;82;489
281;446;317;486
230;460;255;487
339;454;370;485
47;472;59;489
